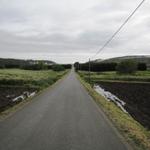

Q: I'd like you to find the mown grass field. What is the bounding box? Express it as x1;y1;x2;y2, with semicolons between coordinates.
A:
79;71;150;83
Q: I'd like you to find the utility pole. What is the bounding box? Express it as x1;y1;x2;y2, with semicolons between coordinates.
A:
89;58;91;84
78;63;79;71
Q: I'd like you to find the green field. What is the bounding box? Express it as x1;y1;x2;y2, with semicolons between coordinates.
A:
79;71;150;83
0;69;68;89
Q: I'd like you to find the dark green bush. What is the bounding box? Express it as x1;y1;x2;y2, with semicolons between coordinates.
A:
52;64;65;71
22;61;48;70
116;59;138;74
74;62;117;72
62;64;72;69
138;63;147;71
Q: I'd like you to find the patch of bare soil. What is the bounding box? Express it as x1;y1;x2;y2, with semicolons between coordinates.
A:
97;81;150;129
0;86;37;112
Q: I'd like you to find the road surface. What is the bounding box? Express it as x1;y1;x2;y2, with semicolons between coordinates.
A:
0;70;131;150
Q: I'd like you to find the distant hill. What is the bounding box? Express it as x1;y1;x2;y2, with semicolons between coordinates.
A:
95;55;150;69
95;55;149;63
0;58;55;68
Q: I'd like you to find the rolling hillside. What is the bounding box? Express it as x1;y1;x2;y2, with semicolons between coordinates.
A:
95;55;150;69
0;58;55;68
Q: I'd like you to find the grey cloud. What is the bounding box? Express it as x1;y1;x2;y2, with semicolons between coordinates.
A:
0;0;150;63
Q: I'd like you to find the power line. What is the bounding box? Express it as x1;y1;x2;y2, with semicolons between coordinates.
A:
90;0;146;60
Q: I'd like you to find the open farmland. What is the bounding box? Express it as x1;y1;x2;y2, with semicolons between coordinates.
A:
79;71;150;129
0;69;67;111
0;69;67;87
97;81;150;129
79;71;150;83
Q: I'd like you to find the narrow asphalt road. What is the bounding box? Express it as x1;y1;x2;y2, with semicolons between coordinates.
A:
0;70;131;150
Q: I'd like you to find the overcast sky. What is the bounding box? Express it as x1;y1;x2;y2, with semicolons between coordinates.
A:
0;0;150;63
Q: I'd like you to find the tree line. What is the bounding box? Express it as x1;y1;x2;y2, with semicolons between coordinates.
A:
0;58;72;71
74;60;147;73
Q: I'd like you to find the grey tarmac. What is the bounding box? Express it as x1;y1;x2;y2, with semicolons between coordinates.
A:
0;70;132;150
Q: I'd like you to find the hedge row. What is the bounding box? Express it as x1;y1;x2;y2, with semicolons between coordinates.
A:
75;62;147;72
0;64;72;70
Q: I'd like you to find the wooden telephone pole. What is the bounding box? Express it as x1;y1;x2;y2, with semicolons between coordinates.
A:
89;58;91;84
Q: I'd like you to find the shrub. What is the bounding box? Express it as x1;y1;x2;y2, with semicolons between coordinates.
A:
0;64;5;69
138;63;147;71
75;62;117;72
62;64;72;69
74;62;80;72
22;61;48;70
116;59;138;74
52;64;65;71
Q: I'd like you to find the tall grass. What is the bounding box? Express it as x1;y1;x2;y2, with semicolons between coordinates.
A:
79;71;150;83
0;69;68;89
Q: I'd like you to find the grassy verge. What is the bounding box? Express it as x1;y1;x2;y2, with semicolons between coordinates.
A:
78;71;150;83
77;74;150;150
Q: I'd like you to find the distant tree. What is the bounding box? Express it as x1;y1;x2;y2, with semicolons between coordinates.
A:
76;62;117;72
62;64;72;69
0;63;5;69
116;59;138;74
37;61;48;70
138;63;147;71
52;64;65;71
22;61;48;70
74;62;79;72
